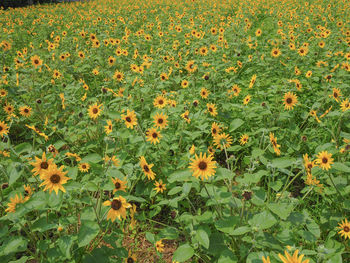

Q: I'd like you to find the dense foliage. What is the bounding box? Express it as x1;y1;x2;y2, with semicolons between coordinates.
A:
0;0;349;262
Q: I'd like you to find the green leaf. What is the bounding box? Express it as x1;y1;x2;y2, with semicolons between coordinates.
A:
58;236;74;258
0;236;27;256
32;217;57;232
14;142;32;154
9;163;23;185
172;244;194;262
271;157;296;169
248;211;277;230
215;216;240;235
217;249;237;263
145;232;155;243
267;202;294;220
168;186;182;195
332;162;350;173
196;229;210;249
229;118;244;132
232;226;251;236
168;170;192;183
78;220;100;247
81;153;102;163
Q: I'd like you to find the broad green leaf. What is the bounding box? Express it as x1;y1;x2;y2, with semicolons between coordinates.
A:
196;229;210;249
232;226;251;236
229;118;244;132
332;162;350;173
0;237;27;256
172;244;194;262
267;202;294;220
58;236;74;258
271;157;296;169
248;210;277;230
215;216;240;235
168;170;192;183
81;153;102;163
78;220;100;247
217;249;237;263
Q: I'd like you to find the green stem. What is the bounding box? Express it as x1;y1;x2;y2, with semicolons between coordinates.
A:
276;170;303;202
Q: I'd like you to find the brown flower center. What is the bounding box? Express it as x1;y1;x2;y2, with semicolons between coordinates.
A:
286;98;292;104
198;161;207;170
92;108;98;114
126;117;131;122
0;126;2;131
158;118;163;124
34;59;39;64
322;157;328;164
159;100;164;105
115;182;121;189
152;132;157;138
41;162;49;169
344;226;350;232
111;199;122;210
127;258;134;263
24;108;29;113
143;165;150;172
50;174;61;184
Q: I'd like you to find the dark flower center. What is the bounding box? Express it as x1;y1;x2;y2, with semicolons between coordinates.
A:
152;133;157;138
212;128;217;134
198;161;207;170
159;100;164;105
92;108;98;114
127;258;134;263
0;126;2;131
41;162;49;169
34;59;39;64
158;118;163;124
334;92;338;98
322;157;328;164
286;98;292;104
111;199;122;210
143;165;150;172
126;117;131;122
344;226;350;232
50;174;61;184
24;109;29;113
115;182;121;189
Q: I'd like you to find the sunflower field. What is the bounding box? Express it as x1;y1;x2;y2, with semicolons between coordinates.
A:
0;0;350;262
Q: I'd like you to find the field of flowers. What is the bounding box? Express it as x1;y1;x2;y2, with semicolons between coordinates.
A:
0;0;349;262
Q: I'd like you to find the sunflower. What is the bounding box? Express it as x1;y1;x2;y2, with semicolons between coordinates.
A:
181;79;189;88
240;134;249;145
125;251;137;263
338;218;350;240
111;178;127;193
153;95;167;109
232;85;241;97
283;92;298;110
315;151;334;170
88;103;103;120
104;155;120;167
113;70;124;82
213;133;232;150
211;122;221;137
269;133;281;156
188;152;217;180
185;60;197;73
261;256;271;263
207;103;217;116
0;89;7;97
108;56;116;66
104;120;113;134
255;28;262;36
5;194;25;213
154;180;166;193
305;71;312;78
189;145;195;155
39;165;70;194
155;240;164;253
243;95;251;105
0;121;9;138
200;88;209;99
181;110;191;123
146;127;162;144
121;109;137;129
3;103;14;115
278;249;309;263
298;47;308;56
249;74;257;89
153;112;168;130
199;46;208;56
340;98;350;112
23;184;34;201
160;73;168;81
140;156;156;180
271;48;281;57
31;55;43;68
30;152;55;178
19;106;32;117
303;153;316;172
330;88;341;102
103;196;131;222
78;51;85;59
78;163;90;173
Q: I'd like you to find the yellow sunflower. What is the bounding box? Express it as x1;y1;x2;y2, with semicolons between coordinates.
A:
104;120;113;134
88;103;103;120
111;178;127;193
3;103;14;115
0;120;9;138
140;156;156;180
153;112;168;130
278;249;309;263
337;218;350;240
39;165;70;195
243;95;251;105
146;127;162;144
206;103;218;116
153;95;167;109
154;180;166;194
340;98;350;112
213;133;233;150
211;122;221;137
103;196;131;222
121;109;137;129
78;163;90;173
113;70;124;82
262;256;270;263
271;48;281;57
269;133;281;156
31;55;43;68
19;106;32;117
240;134;249;145
188;152;217;180
125;251;137;263
283;92;298;110
155;240;164;253
200;88;210;99
5;194;25;213
330;88;341;102
181;110;190;123
30;152;55;178
315;151;334;170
